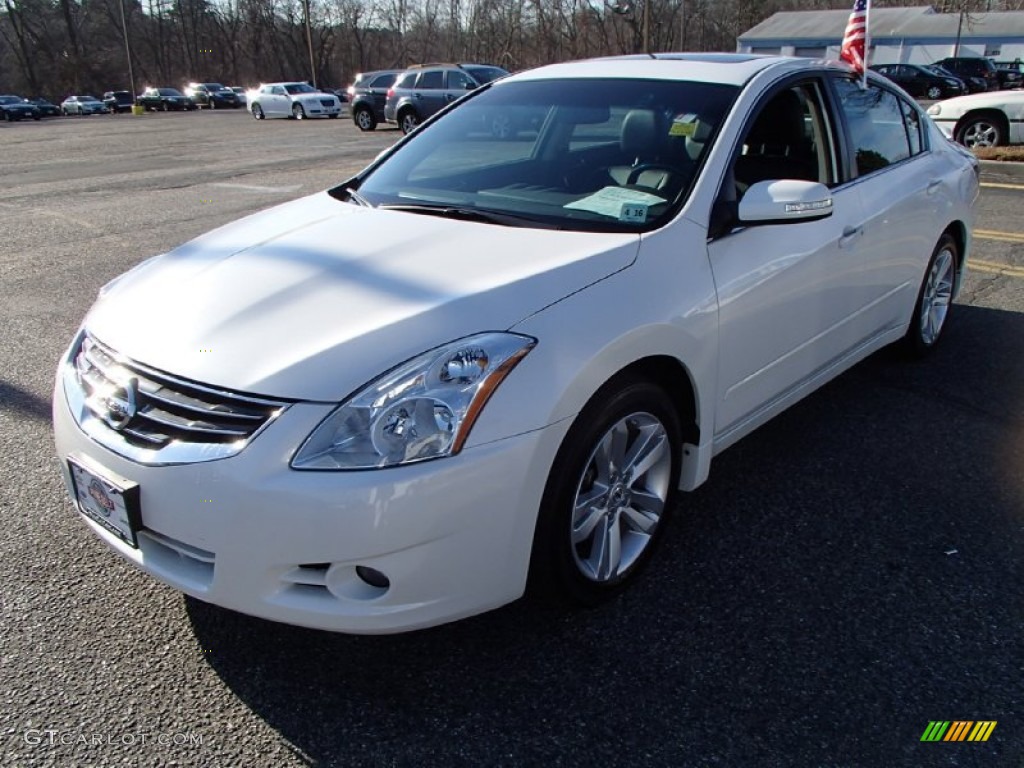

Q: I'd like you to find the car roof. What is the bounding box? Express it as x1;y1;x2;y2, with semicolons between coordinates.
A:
500;53;849;87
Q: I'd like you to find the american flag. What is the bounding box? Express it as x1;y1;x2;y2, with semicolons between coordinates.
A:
839;0;870;75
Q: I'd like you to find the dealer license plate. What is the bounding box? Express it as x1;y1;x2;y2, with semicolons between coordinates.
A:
68;458;142;548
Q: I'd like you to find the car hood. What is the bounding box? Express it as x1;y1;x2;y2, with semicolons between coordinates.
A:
85;192;638;401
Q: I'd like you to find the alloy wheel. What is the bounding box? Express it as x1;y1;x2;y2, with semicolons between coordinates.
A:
919;245;954;346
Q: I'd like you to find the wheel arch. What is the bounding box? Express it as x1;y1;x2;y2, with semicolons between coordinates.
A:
942;219;969;297
955;108;1009;143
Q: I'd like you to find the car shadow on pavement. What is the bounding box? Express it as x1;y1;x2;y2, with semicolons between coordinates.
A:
186;303;1023;767
0;378;53;423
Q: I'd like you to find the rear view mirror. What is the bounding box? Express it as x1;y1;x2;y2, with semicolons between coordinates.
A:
738;180;833;224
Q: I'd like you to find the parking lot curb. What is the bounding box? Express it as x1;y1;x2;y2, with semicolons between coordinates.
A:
979;159;1024;184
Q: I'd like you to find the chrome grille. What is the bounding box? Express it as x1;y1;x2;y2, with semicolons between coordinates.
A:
73;334;287;451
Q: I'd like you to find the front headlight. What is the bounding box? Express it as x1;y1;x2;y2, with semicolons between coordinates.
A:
927;104;941;116
291;332;536;470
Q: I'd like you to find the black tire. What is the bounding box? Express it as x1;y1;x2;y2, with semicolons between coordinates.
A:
904;233;959;357
353;107;376;131
251;104;264;120
528;376;682;605
399;108;419;135
926;85;942;100
292;104;305;120
161;101;169;112
209;99;216;110
955;114;1005;148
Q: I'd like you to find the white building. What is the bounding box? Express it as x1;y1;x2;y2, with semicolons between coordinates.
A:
738;6;1024;65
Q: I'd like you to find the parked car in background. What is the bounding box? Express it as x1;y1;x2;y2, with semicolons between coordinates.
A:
25;97;61;117
60;95;108;116
384;63;509;134
247;82;342;120
184;82;241;109
103;91;135;113
935;57;1000;92
869;64;965;100
229;87;248;105
52;55;978;634
990;60;1023;90
136;87;196;111
348;69;401;131
927;89;1024;147
0;94;40;120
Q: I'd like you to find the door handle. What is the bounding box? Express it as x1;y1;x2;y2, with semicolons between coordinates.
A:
839;225;863;248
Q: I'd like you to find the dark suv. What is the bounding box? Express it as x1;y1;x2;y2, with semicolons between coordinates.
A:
935;57;1000;91
347;69;402;131
185;82;241;108
991;61;1024;90
384;63;508;134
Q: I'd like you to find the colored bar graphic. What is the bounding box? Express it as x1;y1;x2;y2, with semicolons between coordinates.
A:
968;722;997;742
921;722;950;741
920;720;996;742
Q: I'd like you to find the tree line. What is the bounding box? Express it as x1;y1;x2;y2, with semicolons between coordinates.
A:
0;0;1018;100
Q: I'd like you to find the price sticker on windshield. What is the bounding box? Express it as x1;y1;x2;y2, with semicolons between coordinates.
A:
619;202;648;223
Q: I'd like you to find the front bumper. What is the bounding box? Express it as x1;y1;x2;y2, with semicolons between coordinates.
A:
298;100;341;117
53;361;563;634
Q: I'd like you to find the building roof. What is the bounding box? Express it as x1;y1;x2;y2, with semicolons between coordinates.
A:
740;7;1024;43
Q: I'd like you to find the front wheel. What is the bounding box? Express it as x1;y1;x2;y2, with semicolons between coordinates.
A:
925;85;942;100
904;233;958;356
292;104;306;120
251;104;264;120
529;377;681;605
955;114;1005;148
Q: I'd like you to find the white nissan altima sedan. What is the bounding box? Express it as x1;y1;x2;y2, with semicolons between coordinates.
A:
54;54;979;634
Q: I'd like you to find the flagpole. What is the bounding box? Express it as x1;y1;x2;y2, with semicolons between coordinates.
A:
863;0;871;89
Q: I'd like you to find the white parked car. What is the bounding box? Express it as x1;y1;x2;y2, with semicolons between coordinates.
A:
927;90;1024;147
246;82;341;120
54;55;978;634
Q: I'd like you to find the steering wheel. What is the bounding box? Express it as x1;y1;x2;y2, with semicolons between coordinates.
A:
626;163;680;188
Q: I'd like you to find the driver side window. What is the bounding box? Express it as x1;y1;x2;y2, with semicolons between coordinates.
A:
733;82;835;198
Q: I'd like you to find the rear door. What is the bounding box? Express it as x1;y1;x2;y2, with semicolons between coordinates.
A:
415;70;446;118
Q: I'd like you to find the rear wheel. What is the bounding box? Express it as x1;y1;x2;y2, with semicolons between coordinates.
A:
354;107;376;131
529;377;681;605
925;85;942;100
399;109;419;135
904;233;958;356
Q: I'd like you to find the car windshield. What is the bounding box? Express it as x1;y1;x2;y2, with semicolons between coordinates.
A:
81;96;101;102
350;78;737;232
285;83;317;94
204;83;227;91
0;96;19;104
158;89;184;96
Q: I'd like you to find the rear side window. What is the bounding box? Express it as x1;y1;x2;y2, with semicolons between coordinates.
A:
418;71;444;89
835;79;916;176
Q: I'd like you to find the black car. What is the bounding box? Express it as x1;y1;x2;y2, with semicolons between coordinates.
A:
0;94;40;121
347;69;402;131
103;90;135;113
24;98;60;117
184;82;241;109
991;61;1024;90
935;57;1000;92
869;64;965;100
136;87;197;111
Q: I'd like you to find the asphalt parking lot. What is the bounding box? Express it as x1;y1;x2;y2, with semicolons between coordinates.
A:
1;111;1022;767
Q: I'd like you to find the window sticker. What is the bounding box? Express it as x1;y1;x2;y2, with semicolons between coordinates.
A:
669;113;698;137
565;186;665;221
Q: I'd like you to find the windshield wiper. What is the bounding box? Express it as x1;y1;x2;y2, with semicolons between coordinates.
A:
378;204;557;229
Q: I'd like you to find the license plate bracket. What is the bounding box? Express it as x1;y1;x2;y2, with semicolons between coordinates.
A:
68;458;142;548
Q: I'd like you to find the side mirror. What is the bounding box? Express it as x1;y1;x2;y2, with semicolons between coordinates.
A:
738;180;833;224
465;83;477;90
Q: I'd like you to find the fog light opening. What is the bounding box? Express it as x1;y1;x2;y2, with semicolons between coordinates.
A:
355;565;390;590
